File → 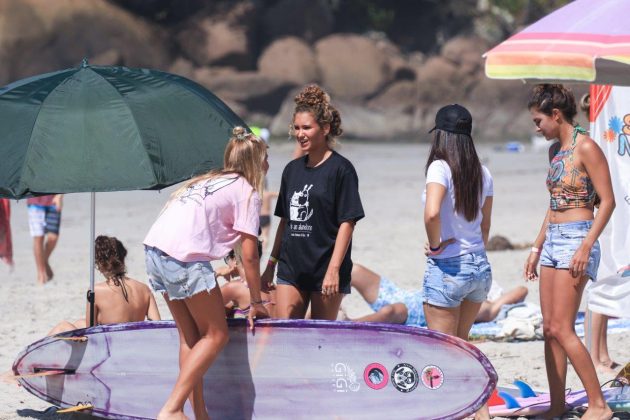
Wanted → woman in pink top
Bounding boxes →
[144,127,270,420]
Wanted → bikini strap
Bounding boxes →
[571,124,587,147]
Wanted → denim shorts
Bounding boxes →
[144,246,217,300]
[422,251,492,308]
[540,220,600,281]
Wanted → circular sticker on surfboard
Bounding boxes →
[364,363,388,390]
[391,363,419,393]
[421,365,444,390]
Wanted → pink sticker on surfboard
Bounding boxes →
[364,363,388,390]
[421,365,444,390]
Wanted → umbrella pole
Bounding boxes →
[88,192,95,327]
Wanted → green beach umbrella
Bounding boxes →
[0,59,247,324]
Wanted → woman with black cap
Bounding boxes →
[422,105,494,418]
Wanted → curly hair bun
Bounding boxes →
[292,84,343,140]
[232,126,247,137]
[528,83,576,122]
[294,85,330,108]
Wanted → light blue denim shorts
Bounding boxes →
[144,246,217,300]
[540,220,600,281]
[422,251,492,308]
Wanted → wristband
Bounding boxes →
[269,256,278,264]
[531,246,541,254]
[251,299,263,305]
[429,245,441,252]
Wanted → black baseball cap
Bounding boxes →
[429,104,472,136]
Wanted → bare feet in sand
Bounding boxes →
[580,405,614,420]
[37,272,49,285]
[156,410,189,420]
[45,263,54,281]
[595,359,621,374]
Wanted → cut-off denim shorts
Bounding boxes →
[422,251,492,308]
[540,220,600,281]
[144,246,217,300]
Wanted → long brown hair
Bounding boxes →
[171,126,267,200]
[425,130,484,222]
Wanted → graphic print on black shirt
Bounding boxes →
[274,152,364,290]
[290,184,314,224]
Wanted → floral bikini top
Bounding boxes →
[546,125,598,210]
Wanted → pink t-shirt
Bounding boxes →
[144,176,261,262]
[27,195,55,207]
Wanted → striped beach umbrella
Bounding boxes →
[483,0,630,86]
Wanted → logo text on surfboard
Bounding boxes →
[331,362,360,393]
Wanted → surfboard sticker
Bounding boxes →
[14,319,498,419]
[391,363,419,393]
[421,365,444,390]
[364,363,388,390]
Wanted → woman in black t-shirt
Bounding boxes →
[262,85,364,320]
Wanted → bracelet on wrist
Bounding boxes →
[531,246,541,254]
[268,256,278,265]
[429,245,441,252]
[251,299,263,305]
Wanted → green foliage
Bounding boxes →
[366,2,395,32]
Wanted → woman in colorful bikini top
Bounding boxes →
[546,125,598,210]
[523,84,616,420]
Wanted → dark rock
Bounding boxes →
[175,1,257,69]
[257,37,319,86]
[269,90,415,140]
[261,0,333,43]
[194,69,293,114]
[367,81,418,113]
[416,56,459,103]
[0,0,171,85]
[315,34,392,99]
[487,235,514,251]
[168,57,195,79]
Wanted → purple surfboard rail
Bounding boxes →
[13,319,497,419]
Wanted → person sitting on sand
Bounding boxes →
[343,263,528,327]
[48,235,160,335]
[216,250,276,318]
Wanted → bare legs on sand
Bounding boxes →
[585,311,619,374]
[33,232,58,284]
[539,266,612,420]
[157,287,229,420]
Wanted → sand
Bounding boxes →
[1,141,628,419]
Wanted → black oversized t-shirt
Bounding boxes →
[274,151,364,289]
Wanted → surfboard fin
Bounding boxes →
[513,379,537,398]
[498,391,521,409]
[56,403,93,413]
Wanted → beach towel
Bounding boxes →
[0,198,13,267]
[470,306,630,341]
